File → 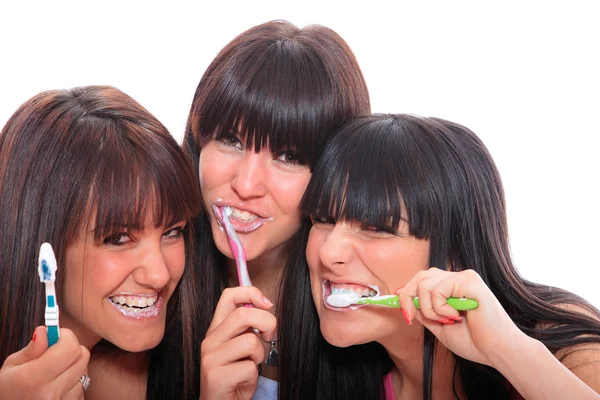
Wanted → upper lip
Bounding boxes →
[109,292,160,298]
[213,202,270,220]
[323,279,380,293]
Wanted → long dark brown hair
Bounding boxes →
[183,20,389,399]
[302,114,600,399]
[0,86,201,399]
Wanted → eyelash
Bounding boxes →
[216,132,304,166]
[275,150,301,166]
[102,226,186,247]
[217,133,243,150]
[311,216,336,225]
[311,217,399,236]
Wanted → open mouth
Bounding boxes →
[108,293,161,318]
[212,205,271,233]
[322,280,380,312]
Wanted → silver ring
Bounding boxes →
[79,374,91,391]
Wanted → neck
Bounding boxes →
[379,324,458,398]
[226,247,287,303]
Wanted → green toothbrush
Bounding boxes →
[327,293,478,311]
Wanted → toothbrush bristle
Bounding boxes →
[38,242,57,282]
[41,260,51,281]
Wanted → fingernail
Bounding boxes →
[438,318,455,325]
[394,285,405,294]
[401,309,412,325]
[263,296,273,307]
[448,316,463,322]
[32,332,37,343]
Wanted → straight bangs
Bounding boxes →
[188,21,370,169]
[303,115,452,244]
[194,43,332,167]
[83,119,201,239]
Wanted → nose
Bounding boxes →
[132,243,171,290]
[231,151,267,199]
[318,224,354,272]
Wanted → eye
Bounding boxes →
[103,232,131,246]
[361,225,400,238]
[162,224,187,241]
[311,216,336,225]
[216,131,244,151]
[274,150,301,166]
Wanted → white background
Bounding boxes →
[1,1,598,307]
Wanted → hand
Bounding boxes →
[0,326,90,400]
[200,286,277,400]
[398,268,526,366]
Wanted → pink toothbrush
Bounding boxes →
[220,206,252,287]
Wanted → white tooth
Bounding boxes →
[117,296,126,305]
[148,298,155,306]
[232,208,257,222]
[125,297,135,307]
[362,289,369,296]
[332,287,338,294]
[369,289,376,296]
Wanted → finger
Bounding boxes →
[203,360,259,398]
[203,332,265,369]
[23,329,83,381]
[208,287,273,334]
[398,268,446,322]
[415,273,452,322]
[3,326,48,367]
[51,346,90,396]
[61,374,86,400]
[430,278,464,321]
[202,306,276,352]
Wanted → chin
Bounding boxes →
[113,333,164,352]
[320,321,367,348]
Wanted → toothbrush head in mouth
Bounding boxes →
[212,204,271,233]
[323,280,380,311]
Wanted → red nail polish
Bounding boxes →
[394,285,405,294]
[438,318,455,325]
[448,316,463,322]
[32,332,37,343]
[401,309,412,325]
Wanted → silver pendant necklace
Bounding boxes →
[265,339,279,366]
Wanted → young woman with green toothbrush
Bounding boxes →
[303,114,600,399]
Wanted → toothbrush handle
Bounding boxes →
[47,325,60,346]
[413,297,479,311]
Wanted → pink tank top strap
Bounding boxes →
[383,372,396,400]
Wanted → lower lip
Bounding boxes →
[109,296,163,319]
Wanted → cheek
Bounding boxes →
[198,150,231,192]
[271,171,311,212]
[165,242,186,283]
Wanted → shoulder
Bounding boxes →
[85,346,149,400]
[547,303,600,392]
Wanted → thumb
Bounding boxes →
[9,326,49,366]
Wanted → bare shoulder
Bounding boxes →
[550,303,600,392]
[85,346,149,400]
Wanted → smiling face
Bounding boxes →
[306,217,430,347]
[199,132,311,264]
[59,218,187,351]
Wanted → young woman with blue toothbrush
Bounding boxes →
[0,85,201,399]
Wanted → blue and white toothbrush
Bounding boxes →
[38,243,60,346]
